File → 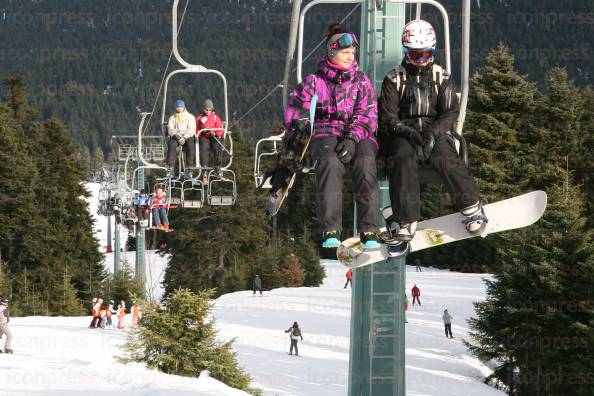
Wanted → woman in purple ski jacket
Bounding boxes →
[284,23,380,249]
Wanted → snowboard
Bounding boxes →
[264,94,318,217]
[337,190,547,268]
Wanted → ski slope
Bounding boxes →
[213,261,504,396]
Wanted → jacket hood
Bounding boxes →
[317,57,360,83]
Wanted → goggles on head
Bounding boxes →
[329,32,359,50]
[404,46,435,63]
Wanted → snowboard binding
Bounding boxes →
[377,206,413,258]
[461,200,488,235]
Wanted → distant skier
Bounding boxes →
[283,23,380,249]
[378,19,487,241]
[442,309,454,338]
[131,301,141,326]
[89,298,103,328]
[253,275,263,296]
[344,268,353,288]
[285,321,303,356]
[412,284,421,305]
[415,258,422,272]
[166,99,196,178]
[0,297,13,353]
[116,300,126,329]
[104,300,116,329]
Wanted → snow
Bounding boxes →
[0,183,504,395]
[212,261,504,396]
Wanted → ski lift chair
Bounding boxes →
[196,127,237,206]
[254,134,284,188]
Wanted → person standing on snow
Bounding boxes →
[89,298,103,328]
[412,284,421,305]
[284,321,303,356]
[442,309,454,338]
[196,99,225,184]
[166,99,196,178]
[253,275,263,296]
[0,297,13,354]
[344,268,353,288]
[377,19,487,241]
[131,301,141,326]
[282,23,380,249]
[117,300,126,329]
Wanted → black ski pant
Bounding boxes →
[289,339,299,355]
[344,278,352,288]
[166,137,196,168]
[445,323,453,338]
[253,287,262,295]
[310,136,380,234]
[89,316,100,328]
[199,137,222,169]
[412,295,421,305]
[384,135,480,223]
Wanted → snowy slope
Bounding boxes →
[213,261,504,396]
[0,316,250,396]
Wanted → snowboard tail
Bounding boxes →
[337,191,547,268]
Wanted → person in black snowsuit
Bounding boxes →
[285,321,303,356]
[378,19,487,240]
[253,275,263,296]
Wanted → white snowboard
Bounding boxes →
[337,190,547,268]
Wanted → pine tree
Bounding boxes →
[281,254,304,287]
[422,44,538,272]
[93,146,105,179]
[466,180,594,395]
[101,261,145,306]
[120,288,261,395]
[294,238,325,287]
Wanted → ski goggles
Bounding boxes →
[328,32,359,50]
[403,47,435,63]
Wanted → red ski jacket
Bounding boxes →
[196,112,223,138]
[412,286,420,296]
[346,268,353,280]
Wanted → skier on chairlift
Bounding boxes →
[166,99,196,178]
[378,19,487,242]
[283,23,381,249]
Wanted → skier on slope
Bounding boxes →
[442,309,454,338]
[377,20,487,241]
[412,284,421,305]
[283,23,381,249]
[284,321,303,356]
[0,297,13,353]
[252,275,263,296]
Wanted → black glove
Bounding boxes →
[290,119,309,136]
[335,136,357,164]
[393,123,423,146]
[417,130,436,162]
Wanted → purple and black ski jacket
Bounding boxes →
[284,57,377,144]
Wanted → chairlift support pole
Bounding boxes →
[106,214,113,253]
[114,222,121,274]
[135,166,146,285]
